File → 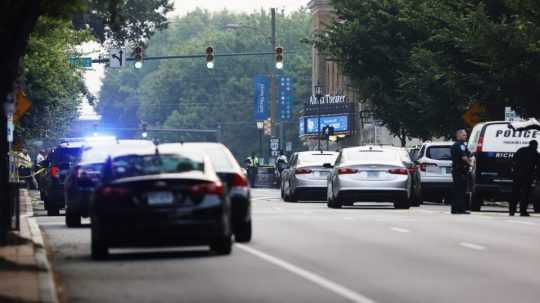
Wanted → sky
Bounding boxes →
[81,0,309,119]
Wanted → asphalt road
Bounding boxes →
[35,189,540,303]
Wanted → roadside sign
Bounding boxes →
[68,57,92,68]
[14,90,31,123]
[269,138,280,152]
[109,48,126,68]
[285,141,292,152]
[504,106,521,122]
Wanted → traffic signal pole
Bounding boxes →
[270,8,278,159]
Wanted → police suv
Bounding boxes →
[467,121,540,212]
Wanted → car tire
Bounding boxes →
[91,216,108,260]
[210,235,233,255]
[65,209,81,228]
[327,193,342,209]
[289,190,299,202]
[469,193,482,211]
[394,199,410,209]
[234,220,252,243]
[533,200,540,213]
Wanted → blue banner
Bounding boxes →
[299,118,305,136]
[278,76,293,121]
[305,115,349,134]
[253,75,270,120]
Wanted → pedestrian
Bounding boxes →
[450,129,472,214]
[510,140,539,216]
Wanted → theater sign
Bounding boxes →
[299,95,355,138]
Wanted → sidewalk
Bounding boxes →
[0,189,58,303]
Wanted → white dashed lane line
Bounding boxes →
[459,242,486,251]
[237,244,378,303]
[390,227,410,233]
[506,220,538,226]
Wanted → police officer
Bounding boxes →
[450,129,472,214]
[510,140,539,216]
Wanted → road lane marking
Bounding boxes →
[237,244,378,303]
[38,222,65,226]
[390,227,409,233]
[506,220,538,226]
[416,209,436,214]
[344,217,354,221]
[459,242,486,251]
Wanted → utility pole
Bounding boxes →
[270,8,278,159]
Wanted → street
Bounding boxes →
[35,189,540,303]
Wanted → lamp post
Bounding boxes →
[314,83,323,151]
[256,121,264,158]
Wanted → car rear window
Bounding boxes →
[344,150,399,162]
[50,147,82,164]
[298,153,338,165]
[112,154,204,179]
[426,146,452,160]
[200,147,237,172]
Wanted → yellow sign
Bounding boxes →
[463,103,486,127]
[14,90,32,123]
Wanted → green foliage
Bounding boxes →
[316,0,540,139]
[16,17,92,144]
[99,9,312,159]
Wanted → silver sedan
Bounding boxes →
[326,146,411,209]
[281,151,338,202]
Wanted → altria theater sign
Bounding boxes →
[304,95,353,116]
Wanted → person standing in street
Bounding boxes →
[510,140,539,216]
[450,129,472,214]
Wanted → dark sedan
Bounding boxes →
[90,145,232,259]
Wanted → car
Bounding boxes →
[180,142,252,243]
[40,140,85,216]
[64,139,154,227]
[281,151,339,202]
[389,146,422,207]
[415,142,454,203]
[90,143,232,259]
[467,121,540,212]
[326,145,412,209]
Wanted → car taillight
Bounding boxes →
[50,166,60,178]
[295,168,312,174]
[191,182,225,197]
[407,166,417,174]
[100,186,130,197]
[419,163,437,172]
[476,136,484,153]
[337,167,358,175]
[388,168,408,175]
[232,173,249,187]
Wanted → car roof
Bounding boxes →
[422,141,454,147]
[297,151,338,156]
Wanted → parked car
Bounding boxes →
[281,151,339,202]
[415,142,454,203]
[64,140,154,227]
[467,121,540,212]
[40,141,85,216]
[181,142,252,242]
[326,145,412,209]
[90,144,232,259]
[389,146,422,206]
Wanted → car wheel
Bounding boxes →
[65,209,81,228]
[394,199,410,209]
[289,189,299,202]
[210,234,233,255]
[327,193,342,209]
[468,192,482,211]
[234,220,252,243]
[91,216,108,260]
[533,200,540,213]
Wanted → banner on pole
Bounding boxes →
[253,75,270,120]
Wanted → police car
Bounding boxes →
[467,121,540,212]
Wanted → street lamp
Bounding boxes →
[256,121,264,158]
[314,83,323,151]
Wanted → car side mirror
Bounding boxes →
[323,163,333,169]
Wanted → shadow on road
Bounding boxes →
[95,248,216,262]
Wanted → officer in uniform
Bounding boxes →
[511,140,538,216]
[450,129,472,214]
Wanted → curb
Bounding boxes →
[21,190,60,303]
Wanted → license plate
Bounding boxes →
[367,171,379,178]
[426,166,442,174]
[147,191,174,205]
[314,171,328,177]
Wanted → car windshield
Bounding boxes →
[344,149,399,163]
[427,146,452,160]
[298,153,338,165]
[112,154,204,179]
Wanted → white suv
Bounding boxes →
[415,142,454,203]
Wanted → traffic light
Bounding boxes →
[141,122,148,138]
[134,46,144,69]
[275,46,284,69]
[206,46,214,69]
